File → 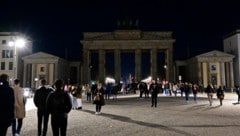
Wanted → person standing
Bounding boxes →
[11,79,26,136]
[184,82,190,103]
[172,83,178,97]
[193,84,199,103]
[93,83,105,114]
[149,80,159,107]
[75,84,83,109]
[0,74,15,136]
[46,79,72,136]
[85,84,91,102]
[34,79,53,136]
[217,85,225,106]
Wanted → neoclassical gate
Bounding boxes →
[81,30,175,84]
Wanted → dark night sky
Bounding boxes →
[1,0,240,60]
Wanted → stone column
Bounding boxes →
[46,64,49,83]
[135,49,141,82]
[197,62,202,85]
[83,49,90,83]
[54,62,58,80]
[220,62,226,86]
[32,64,37,89]
[151,49,157,80]
[166,47,174,82]
[99,49,105,83]
[230,61,234,88]
[114,49,121,83]
[23,62,27,87]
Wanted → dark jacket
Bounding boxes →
[46,89,72,117]
[93,87,105,105]
[34,86,53,112]
[0,80,15,126]
[217,87,224,99]
[150,83,159,94]
[205,84,215,93]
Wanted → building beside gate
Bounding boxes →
[22,52,81,89]
[175,50,235,88]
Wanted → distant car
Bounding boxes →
[23,88,34,98]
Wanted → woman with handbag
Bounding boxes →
[93,83,105,115]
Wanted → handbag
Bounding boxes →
[94,95,100,101]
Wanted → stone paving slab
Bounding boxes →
[6,93,240,136]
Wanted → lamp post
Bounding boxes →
[8,38,26,79]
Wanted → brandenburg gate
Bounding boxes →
[81,30,175,84]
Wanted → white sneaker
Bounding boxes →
[95,112,98,115]
[15,133,19,136]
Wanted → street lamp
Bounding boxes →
[34,77,39,90]
[8,38,26,79]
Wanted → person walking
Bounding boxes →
[34,79,53,136]
[11,79,26,136]
[149,80,159,107]
[235,85,240,104]
[205,83,215,106]
[46,79,72,136]
[93,83,105,115]
[217,85,225,106]
[0,74,15,136]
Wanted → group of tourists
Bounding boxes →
[0,73,72,136]
[2,72,240,136]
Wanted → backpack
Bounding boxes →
[47,91,72,116]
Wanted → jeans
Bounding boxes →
[151,93,158,107]
[185,91,189,101]
[193,94,197,101]
[12,118,23,135]
[51,115,67,136]
[37,110,50,136]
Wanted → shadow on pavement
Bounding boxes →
[232,102,240,105]
[82,109,196,136]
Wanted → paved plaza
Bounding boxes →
[6,92,240,136]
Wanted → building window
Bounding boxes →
[40,67,45,72]
[2,50,13,58]
[9,62,13,70]
[2,40,6,44]
[1,62,5,70]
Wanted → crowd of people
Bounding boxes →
[2,72,240,136]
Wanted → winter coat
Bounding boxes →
[93,87,105,106]
[34,86,53,112]
[0,80,15,126]
[13,86,26,119]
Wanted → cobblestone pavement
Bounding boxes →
[6,92,240,136]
